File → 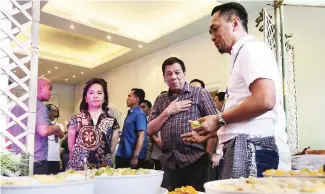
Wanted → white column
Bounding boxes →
[0,0,12,152]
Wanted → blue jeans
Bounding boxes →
[256,149,279,177]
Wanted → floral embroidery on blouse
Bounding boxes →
[67,111,119,170]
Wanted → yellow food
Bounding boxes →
[214,177,325,193]
[94,167,151,176]
[168,186,197,194]
[264,168,325,177]
[32,175,63,184]
[191,121,201,128]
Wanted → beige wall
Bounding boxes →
[284,6,325,150]
[75,7,325,150]
[51,83,75,128]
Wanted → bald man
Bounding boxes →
[8,77,64,174]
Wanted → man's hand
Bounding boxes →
[130,157,138,168]
[181,115,220,143]
[154,138,163,149]
[192,115,220,135]
[211,154,222,168]
[182,131,217,143]
[164,98,192,116]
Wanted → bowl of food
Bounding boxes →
[263,168,325,178]
[204,177,325,194]
[0,174,94,194]
[94,167,164,194]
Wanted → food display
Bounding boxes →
[0,171,86,186]
[263,168,325,178]
[204,177,325,194]
[1,167,163,194]
[94,167,164,194]
[1,174,94,194]
[168,186,198,194]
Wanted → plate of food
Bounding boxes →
[263,168,325,178]
[204,177,325,194]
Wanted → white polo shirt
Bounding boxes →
[47,120,63,161]
[217,35,291,170]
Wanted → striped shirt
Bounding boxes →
[148,82,216,169]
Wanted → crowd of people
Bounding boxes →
[6,2,291,192]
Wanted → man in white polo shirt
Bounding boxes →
[182,2,291,179]
[46,104,64,174]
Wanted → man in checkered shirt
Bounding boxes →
[148,57,217,192]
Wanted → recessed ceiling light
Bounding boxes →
[138,44,143,48]
[65,78,68,81]
[81,72,84,74]
[70,24,74,29]
[72,75,76,78]
[48,70,51,74]
[55,66,58,70]
[106,35,112,40]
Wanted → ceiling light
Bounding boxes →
[65,78,68,81]
[81,72,84,74]
[70,24,74,29]
[48,70,51,74]
[41,75,44,77]
[72,75,76,78]
[138,44,143,48]
[106,35,112,40]
[55,66,58,70]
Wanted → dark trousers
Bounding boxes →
[34,160,48,175]
[48,161,60,175]
[115,156,145,169]
[61,154,69,172]
[142,160,154,169]
[153,159,162,170]
[216,159,224,180]
[161,154,209,192]
[256,149,279,177]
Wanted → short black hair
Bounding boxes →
[211,2,248,32]
[80,78,109,112]
[216,92,226,101]
[131,88,145,105]
[46,104,60,117]
[160,91,167,95]
[142,99,152,109]
[162,57,186,75]
[190,79,205,88]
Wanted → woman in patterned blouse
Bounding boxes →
[67,78,119,170]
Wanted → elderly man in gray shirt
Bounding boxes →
[8,77,63,174]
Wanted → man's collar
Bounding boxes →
[167,82,191,96]
[231,35,255,56]
[128,106,140,113]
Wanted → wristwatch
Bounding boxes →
[218,113,227,127]
[133,154,139,158]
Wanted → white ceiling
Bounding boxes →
[12,0,271,84]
